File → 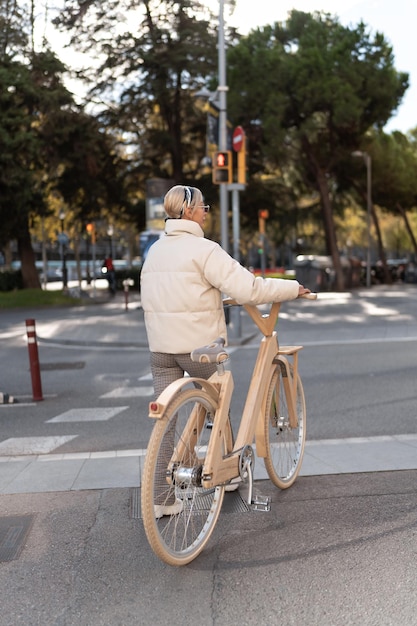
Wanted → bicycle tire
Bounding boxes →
[263,364,306,489]
[141,387,232,566]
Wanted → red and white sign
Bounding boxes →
[232,126,245,152]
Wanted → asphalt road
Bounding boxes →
[1,286,416,453]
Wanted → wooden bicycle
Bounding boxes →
[141,293,317,565]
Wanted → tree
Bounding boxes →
[54,0,223,188]
[366,131,417,259]
[0,1,130,288]
[0,50,75,287]
[227,11,408,289]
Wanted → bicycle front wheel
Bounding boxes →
[141,388,231,566]
[263,365,306,489]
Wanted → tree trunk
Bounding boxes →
[397,203,417,256]
[371,203,391,284]
[17,226,41,289]
[315,168,345,291]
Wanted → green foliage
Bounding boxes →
[0,288,83,308]
[227,10,409,288]
[55,0,219,183]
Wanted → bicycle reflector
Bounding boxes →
[212,150,233,184]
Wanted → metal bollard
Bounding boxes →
[25,319,43,401]
[123,278,134,311]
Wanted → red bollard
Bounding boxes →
[25,319,43,401]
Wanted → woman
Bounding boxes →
[141,184,309,395]
[141,184,310,514]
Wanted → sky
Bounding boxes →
[221,0,417,133]
[46,0,417,134]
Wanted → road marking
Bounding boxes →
[100,387,153,398]
[0,448,147,462]
[46,406,128,423]
[0,436,77,456]
[138,372,153,381]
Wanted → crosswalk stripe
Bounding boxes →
[100,387,153,398]
[46,406,129,423]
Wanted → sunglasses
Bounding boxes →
[200,205,210,213]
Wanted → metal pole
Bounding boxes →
[229,189,242,338]
[41,216,48,290]
[60,214,68,289]
[218,0,229,252]
[92,238,96,298]
[365,154,372,289]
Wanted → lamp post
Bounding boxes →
[58,210,68,289]
[352,151,372,288]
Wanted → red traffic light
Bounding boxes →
[216,152,229,167]
[212,150,232,184]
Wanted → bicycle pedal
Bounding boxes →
[251,495,271,512]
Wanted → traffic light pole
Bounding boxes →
[218,0,242,338]
[218,0,229,253]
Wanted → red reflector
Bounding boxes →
[150,402,159,412]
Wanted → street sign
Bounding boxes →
[232,126,245,152]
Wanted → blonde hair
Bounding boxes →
[164,185,203,219]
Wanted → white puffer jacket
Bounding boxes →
[140,219,300,353]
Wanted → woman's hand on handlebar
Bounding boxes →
[298,285,311,296]
[297,285,318,299]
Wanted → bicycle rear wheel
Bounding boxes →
[141,388,232,566]
[263,365,306,489]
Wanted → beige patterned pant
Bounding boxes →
[149,352,217,506]
[150,352,217,398]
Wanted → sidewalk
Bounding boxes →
[1,434,417,494]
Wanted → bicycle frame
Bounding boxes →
[148,300,305,488]
[194,301,302,488]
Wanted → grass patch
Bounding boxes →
[0,289,84,310]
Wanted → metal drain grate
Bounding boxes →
[130,487,141,519]
[129,488,250,519]
[0,515,34,562]
[40,362,85,370]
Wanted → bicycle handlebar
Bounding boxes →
[223,292,317,336]
[223,292,318,307]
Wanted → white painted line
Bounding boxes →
[100,387,153,398]
[46,406,129,423]
[0,403,37,408]
[0,436,77,456]
[138,372,153,381]
[306,434,417,446]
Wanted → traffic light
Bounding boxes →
[86,222,96,244]
[237,135,247,184]
[258,210,269,234]
[212,150,233,184]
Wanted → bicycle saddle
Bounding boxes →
[191,337,229,363]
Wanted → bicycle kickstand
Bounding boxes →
[239,446,271,512]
